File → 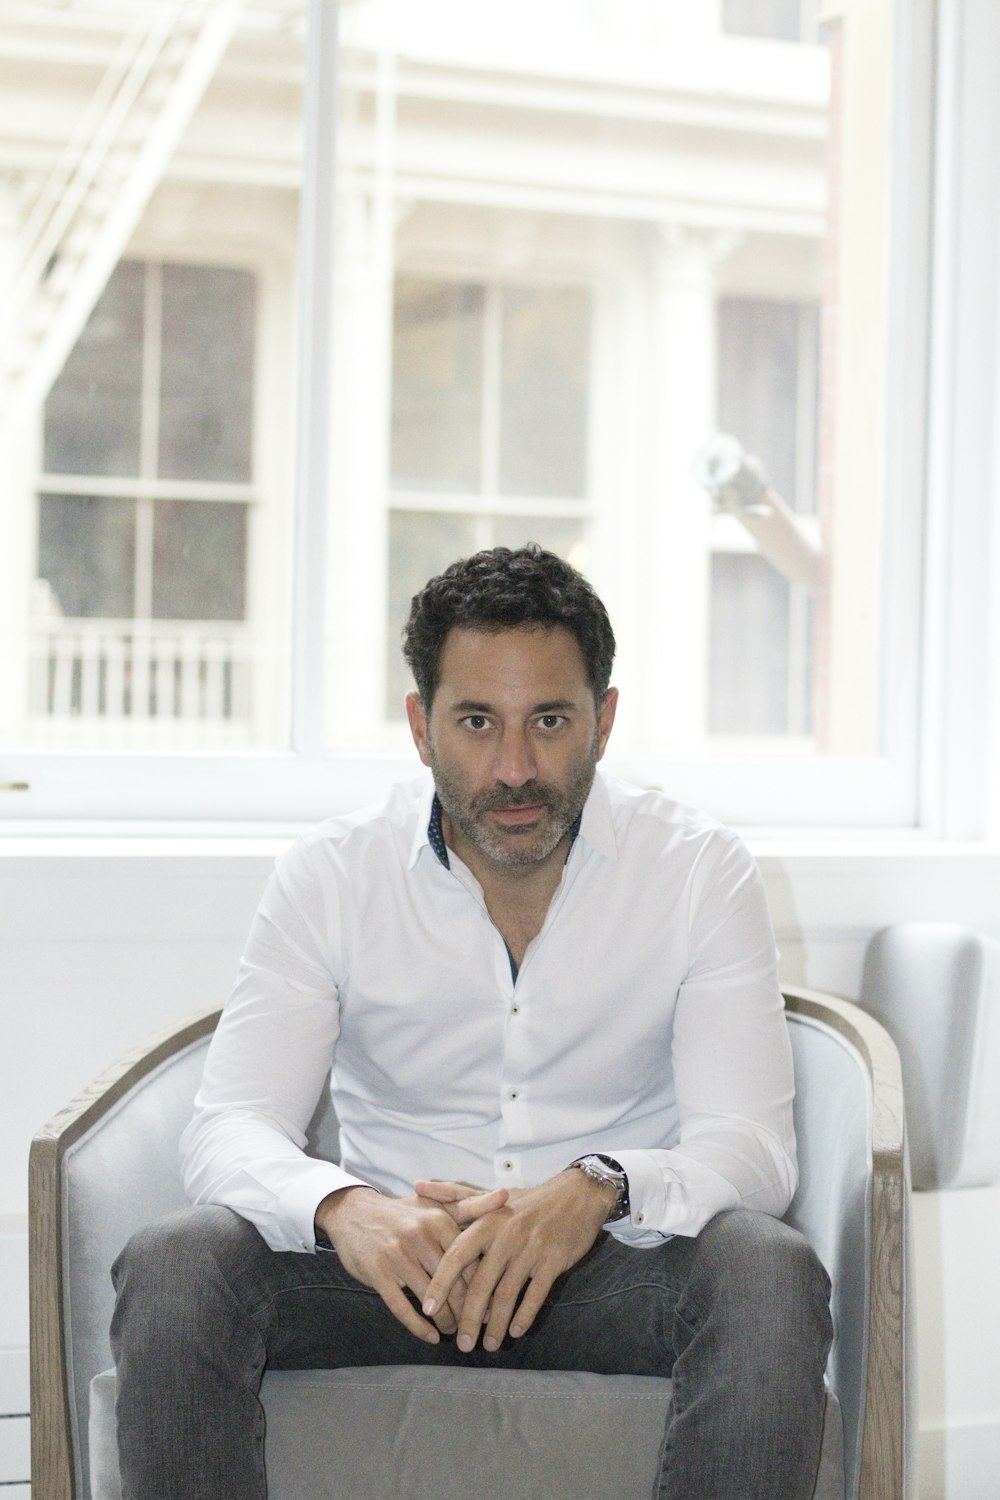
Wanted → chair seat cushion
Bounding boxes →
[89,1364,845,1499]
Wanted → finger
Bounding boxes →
[480,1261,537,1351]
[452,1187,509,1224]
[413,1179,470,1203]
[501,1266,556,1343]
[421,1222,492,1324]
[414,1182,509,1225]
[378,1278,441,1344]
[416,1182,512,1218]
[404,1240,461,1335]
[433,1303,459,1336]
[451,1246,511,1352]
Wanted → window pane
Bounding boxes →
[717,298,817,513]
[386,511,588,719]
[37,494,136,619]
[722,0,819,42]
[152,501,248,621]
[386,510,480,714]
[158,266,255,483]
[43,262,143,477]
[709,553,814,736]
[499,287,590,498]
[391,281,484,492]
[492,516,585,565]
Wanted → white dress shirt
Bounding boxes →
[181,770,797,1254]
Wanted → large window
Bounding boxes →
[2,0,985,832]
[34,263,257,742]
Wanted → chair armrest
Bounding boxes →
[783,987,909,1500]
[29,1007,221,1500]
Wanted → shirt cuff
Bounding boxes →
[277,1160,376,1253]
[611,1148,741,1239]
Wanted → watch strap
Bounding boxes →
[569,1153,631,1222]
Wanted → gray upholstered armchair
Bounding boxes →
[30,988,911,1500]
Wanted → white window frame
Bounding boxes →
[1,0,996,838]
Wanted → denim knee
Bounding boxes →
[678,1209,833,1378]
[111,1205,263,1362]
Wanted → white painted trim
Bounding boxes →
[919,0,1000,840]
[290,0,339,755]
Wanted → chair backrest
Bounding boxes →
[33,994,903,1500]
[861,922,1000,1189]
[784,1011,874,1500]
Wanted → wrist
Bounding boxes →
[565,1167,619,1220]
[314,1184,380,1245]
[566,1154,631,1223]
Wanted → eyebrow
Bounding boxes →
[449,698,579,714]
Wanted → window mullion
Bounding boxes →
[135,261,162,621]
[481,283,503,506]
[290,0,340,754]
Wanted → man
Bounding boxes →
[112,545,832,1499]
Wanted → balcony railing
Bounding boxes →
[28,617,262,747]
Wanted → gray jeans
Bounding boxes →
[111,1204,832,1500]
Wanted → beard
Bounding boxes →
[426,733,600,869]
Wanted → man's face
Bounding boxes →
[406,625,617,873]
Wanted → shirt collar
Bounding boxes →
[576,768,619,861]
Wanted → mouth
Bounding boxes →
[490,804,546,826]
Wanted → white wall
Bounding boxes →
[1,836,998,1495]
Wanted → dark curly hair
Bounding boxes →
[402,544,616,710]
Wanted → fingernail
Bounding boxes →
[483,1335,498,1352]
[457,1333,474,1353]
[422,1298,438,1316]
[509,1323,523,1338]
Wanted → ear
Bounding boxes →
[406,691,432,767]
[595,687,618,761]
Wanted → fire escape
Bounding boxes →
[2,1,265,743]
[2,0,247,433]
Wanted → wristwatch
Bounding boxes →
[569,1153,631,1222]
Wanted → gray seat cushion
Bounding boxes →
[89,1364,845,1500]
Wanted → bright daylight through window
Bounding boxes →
[0,0,927,825]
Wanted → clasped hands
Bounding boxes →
[315,1169,617,1353]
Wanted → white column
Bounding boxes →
[637,225,738,751]
[325,45,400,748]
[325,187,404,746]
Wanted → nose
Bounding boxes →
[493,726,537,788]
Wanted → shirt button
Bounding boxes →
[634,1212,645,1225]
[511,1003,521,1015]
[501,1159,514,1172]
[508,1089,520,1100]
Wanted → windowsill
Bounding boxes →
[0,823,996,862]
